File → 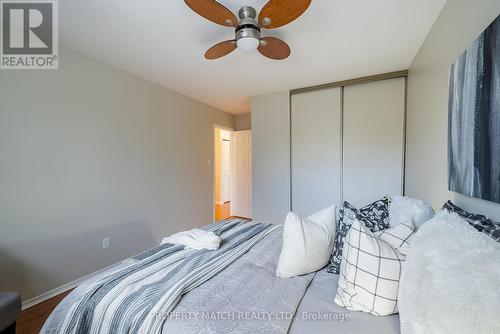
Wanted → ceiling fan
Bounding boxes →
[185,0,311,60]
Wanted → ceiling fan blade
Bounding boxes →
[258,0,311,29]
[258,37,291,60]
[205,40,237,60]
[185,0,238,27]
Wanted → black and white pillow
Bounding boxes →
[327,197,391,274]
[334,219,416,316]
[442,201,500,242]
[375,220,415,255]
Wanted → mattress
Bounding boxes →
[42,224,401,334]
[289,269,400,334]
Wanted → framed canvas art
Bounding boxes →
[448,15,500,203]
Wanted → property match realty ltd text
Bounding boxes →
[1,0,58,69]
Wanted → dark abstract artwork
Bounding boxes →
[449,15,500,203]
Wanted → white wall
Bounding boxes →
[0,48,233,300]
[234,114,251,131]
[251,92,290,224]
[406,0,500,220]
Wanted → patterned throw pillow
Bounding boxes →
[327,197,391,274]
[375,220,415,256]
[334,219,415,316]
[442,201,500,242]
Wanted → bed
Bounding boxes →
[41,220,400,334]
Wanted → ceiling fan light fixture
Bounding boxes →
[235,24,260,52]
[237,36,260,51]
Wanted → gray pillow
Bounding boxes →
[442,200,500,242]
[327,197,391,274]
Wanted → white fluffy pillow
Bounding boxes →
[276,206,335,278]
[399,211,500,333]
[389,196,434,228]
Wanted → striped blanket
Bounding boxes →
[57,220,278,334]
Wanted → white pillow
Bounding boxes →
[399,211,500,334]
[389,196,434,228]
[334,219,415,316]
[375,220,416,256]
[276,206,335,278]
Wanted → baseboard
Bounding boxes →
[21,262,122,310]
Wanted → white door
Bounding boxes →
[291,87,342,216]
[221,133,231,203]
[231,130,252,218]
[343,77,405,207]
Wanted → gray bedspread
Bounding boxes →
[42,224,401,334]
[42,225,314,334]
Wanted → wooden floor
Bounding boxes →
[215,202,231,221]
[215,202,251,222]
[17,290,72,334]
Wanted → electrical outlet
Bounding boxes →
[102,237,111,250]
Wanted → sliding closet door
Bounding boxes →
[291,88,342,216]
[343,77,405,207]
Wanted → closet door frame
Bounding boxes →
[289,70,408,210]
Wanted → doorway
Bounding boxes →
[214,127,232,221]
[213,126,252,222]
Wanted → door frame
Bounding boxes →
[212,124,233,222]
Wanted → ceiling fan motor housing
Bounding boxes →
[236,6,260,43]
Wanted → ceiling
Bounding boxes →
[60,0,446,114]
